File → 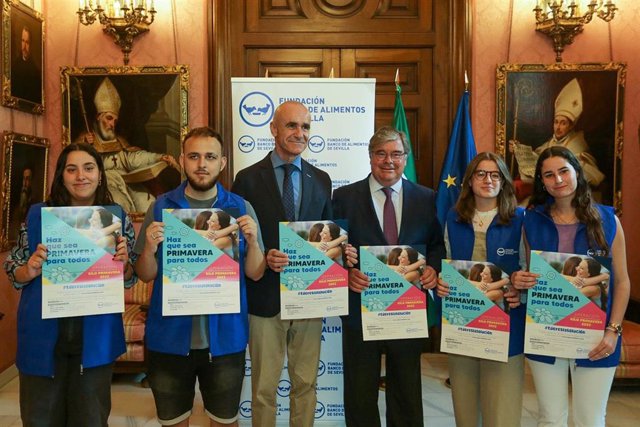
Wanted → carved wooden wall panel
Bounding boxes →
[246,49,339,78]
[210,0,471,187]
[246,0,432,34]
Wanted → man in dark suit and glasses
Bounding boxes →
[232,101,332,427]
[332,126,446,427]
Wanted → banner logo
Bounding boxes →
[239,92,274,127]
[239,400,252,418]
[238,135,256,153]
[308,135,325,153]
[244,358,252,376]
[277,379,292,397]
[317,360,326,377]
[315,401,326,419]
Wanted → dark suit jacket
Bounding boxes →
[232,152,333,317]
[332,176,446,328]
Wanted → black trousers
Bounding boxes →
[341,320,424,427]
[19,353,113,427]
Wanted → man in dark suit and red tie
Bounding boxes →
[332,126,446,427]
[231,101,333,427]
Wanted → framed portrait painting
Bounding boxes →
[496,63,625,214]
[1,0,45,114]
[61,65,189,220]
[0,131,49,250]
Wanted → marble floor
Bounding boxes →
[0,354,638,426]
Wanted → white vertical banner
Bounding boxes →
[239,317,345,425]
[231,77,376,188]
[232,78,375,424]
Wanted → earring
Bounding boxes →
[542,185,546,192]
[98,179,102,186]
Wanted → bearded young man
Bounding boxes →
[134,127,266,427]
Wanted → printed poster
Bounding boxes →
[162,209,240,316]
[440,260,511,362]
[279,221,348,319]
[359,245,428,341]
[41,206,124,318]
[525,251,609,359]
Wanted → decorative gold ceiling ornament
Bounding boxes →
[77,0,157,65]
[533,0,616,62]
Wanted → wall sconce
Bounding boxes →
[534,0,617,62]
[77,0,156,65]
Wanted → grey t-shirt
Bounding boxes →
[134,194,264,350]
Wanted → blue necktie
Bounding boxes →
[282,164,296,221]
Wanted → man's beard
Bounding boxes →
[97,122,116,141]
[186,171,218,192]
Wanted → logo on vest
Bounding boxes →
[496,247,517,256]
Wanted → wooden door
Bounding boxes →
[209,0,471,188]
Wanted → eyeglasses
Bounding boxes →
[372,151,407,161]
[473,170,502,182]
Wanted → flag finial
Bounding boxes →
[265,69,269,78]
[464,71,469,91]
[329,68,334,78]
[395,68,400,86]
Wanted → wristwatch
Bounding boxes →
[606,322,623,336]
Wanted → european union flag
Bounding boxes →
[435,90,477,226]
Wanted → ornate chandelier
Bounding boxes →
[533,0,617,62]
[77,0,157,65]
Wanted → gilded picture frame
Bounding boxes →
[1,0,45,114]
[1,131,49,250]
[61,65,189,221]
[496,63,625,214]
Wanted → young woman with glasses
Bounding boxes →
[436,151,527,427]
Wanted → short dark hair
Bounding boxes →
[181,126,224,154]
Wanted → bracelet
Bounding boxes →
[606,322,623,336]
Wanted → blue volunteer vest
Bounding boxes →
[18,203,126,377]
[524,203,619,367]
[145,181,249,356]
[446,207,526,357]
